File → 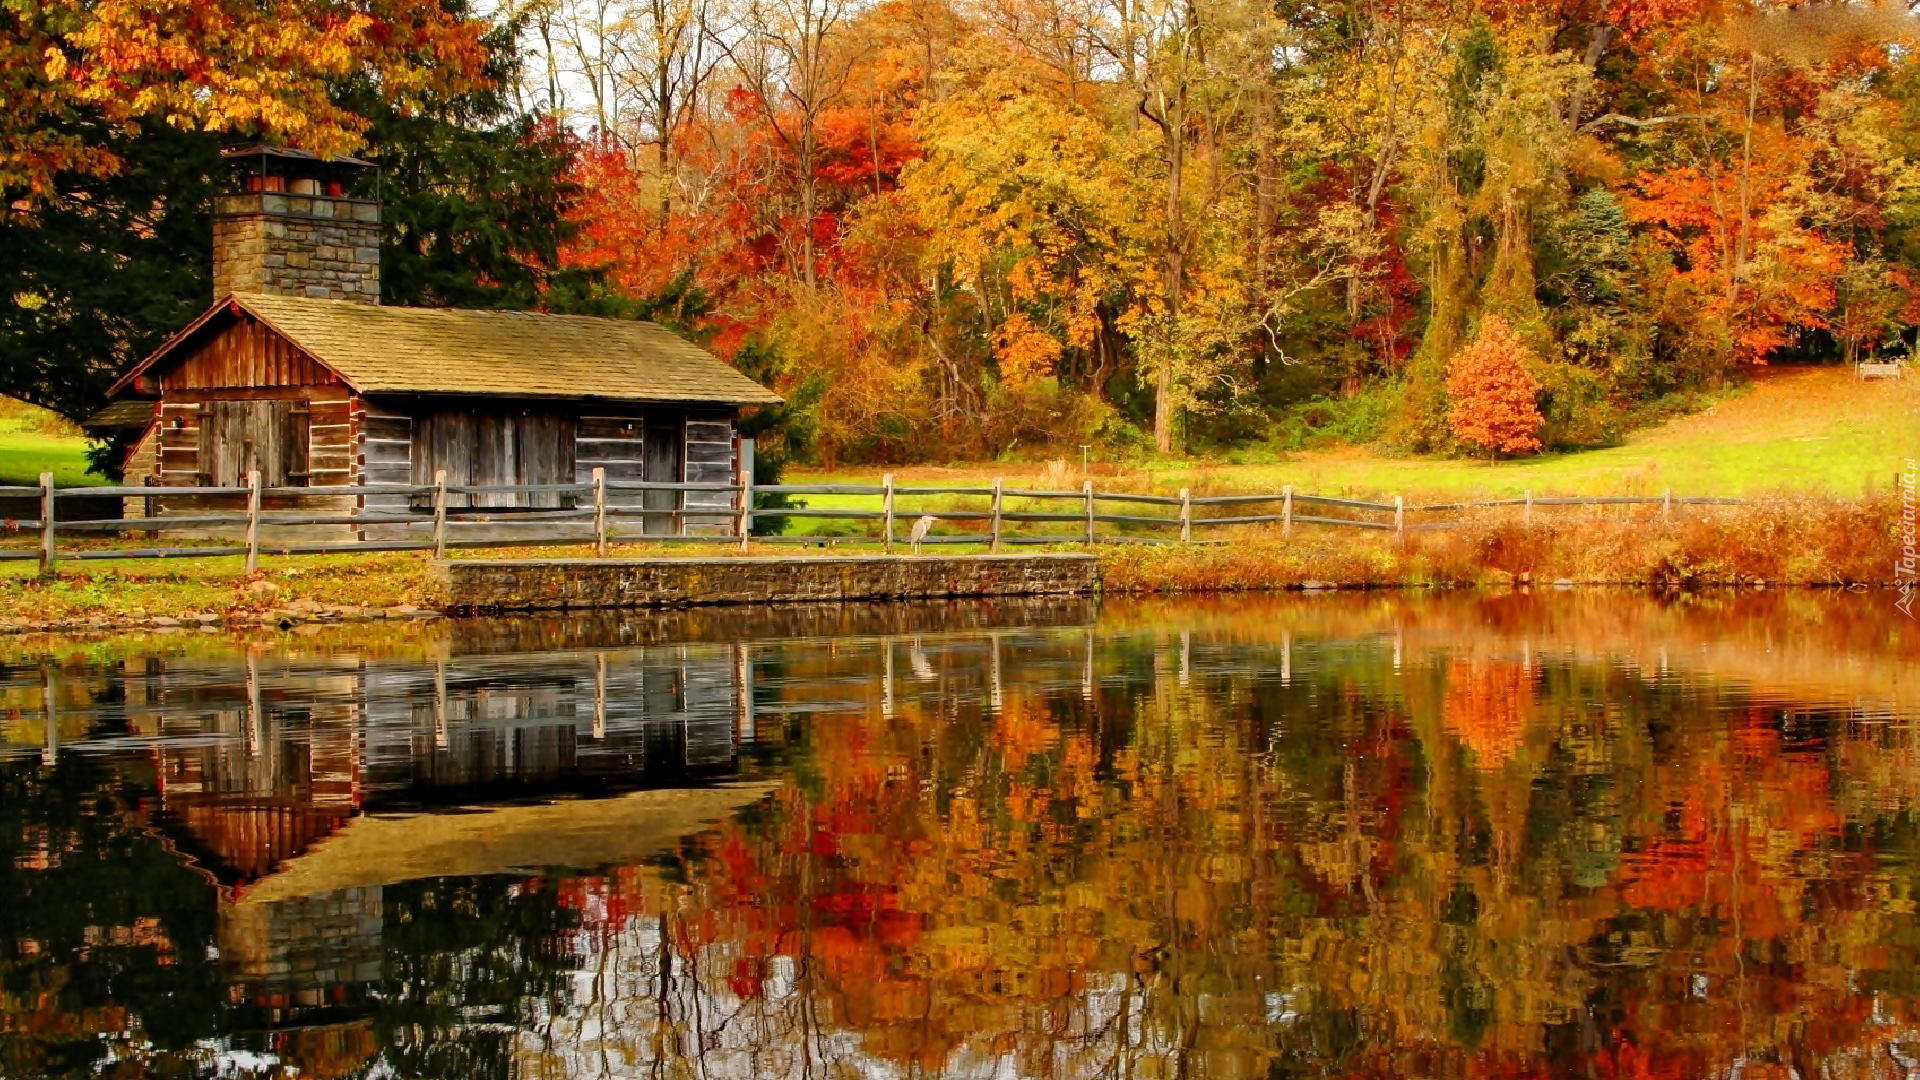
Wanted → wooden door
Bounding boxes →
[200,401,305,486]
[642,414,681,535]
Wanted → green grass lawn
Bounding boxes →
[780,366,1918,531]
[0,399,96,488]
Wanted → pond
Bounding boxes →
[2,591,1917,1079]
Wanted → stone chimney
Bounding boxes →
[213,146,381,304]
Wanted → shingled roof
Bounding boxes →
[114,294,781,405]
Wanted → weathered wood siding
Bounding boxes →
[575,411,689,534]
[683,414,737,534]
[411,408,577,508]
[356,400,412,515]
[159,317,342,391]
[132,317,357,532]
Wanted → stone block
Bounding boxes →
[442,554,1099,610]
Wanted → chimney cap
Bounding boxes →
[221,144,375,168]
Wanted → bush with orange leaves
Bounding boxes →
[1446,316,1544,460]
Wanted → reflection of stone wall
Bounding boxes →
[442,554,1100,611]
[220,886,384,1003]
[450,596,1097,651]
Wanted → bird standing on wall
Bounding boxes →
[909,514,936,554]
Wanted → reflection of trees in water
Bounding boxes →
[378,877,584,1080]
[0,756,227,1078]
[534,640,1920,1079]
[8,624,1920,1079]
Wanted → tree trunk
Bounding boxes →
[1730,52,1758,306]
[1563,23,1613,131]
[800,119,819,289]
[657,36,674,224]
[1154,80,1187,456]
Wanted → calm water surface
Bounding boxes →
[3,592,1918,1079]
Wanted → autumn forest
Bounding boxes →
[5,0,1920,464]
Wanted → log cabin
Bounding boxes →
[99,147,779,537]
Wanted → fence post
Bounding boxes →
[1394,495,1404,545]
[244,470,261,575]
[38,472,55,578]
[1083,480,1095,548]
[882,473,896,553]
[1179,487,1192,543]
[1282,484,1293,540]
[592,467,608,557]
[990,478,1003,553]
[1662,487,1672,522]
[1524,489,1533,527]
[737,439,755,552]
[432,470,448,559]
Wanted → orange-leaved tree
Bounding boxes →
[1445,315,1543,460]
[4,0,488,195]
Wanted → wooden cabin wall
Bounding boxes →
[575,409,738,535]
[684,414,738,534]
[144,318,355,529]
[355,401,412,516]
[577,410,679,534]
[408,407,577,509]
[159,318,341,392]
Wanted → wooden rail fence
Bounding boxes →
[2,467,1742,577]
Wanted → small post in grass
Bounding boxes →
[592,467,608,557]
[989,478,1004,553]
[37,472,55,579]
[1282,484,1293,540]
[1662,487,1672,523]
[1083,480,1096,548]
[1394,495,1405,545]
[1179,487,1192,543]
[244,470,262,575]
[1524,489,1533,527]
[882,473,896,553]
[432,470,448,559]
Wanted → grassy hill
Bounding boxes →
[793,365,1919,501]
[0,399,94,488]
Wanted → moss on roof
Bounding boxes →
[120,294,781,406]
[243,295,781,405]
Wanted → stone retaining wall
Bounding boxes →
[440,554,1100,611]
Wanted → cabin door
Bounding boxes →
[642,416,682,535]
[200,400,309,487]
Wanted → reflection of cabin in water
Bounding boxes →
[93,147,778,535]
[145,643,749,888]
[81,643,755,1026]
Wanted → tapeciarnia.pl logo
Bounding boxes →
[1900,458,1916,619]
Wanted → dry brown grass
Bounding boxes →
[1099,494,1902,591]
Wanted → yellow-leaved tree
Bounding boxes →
[4,0,488,194]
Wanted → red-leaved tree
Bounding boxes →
[1446,315,1544,460]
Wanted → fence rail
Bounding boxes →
[3,463,1744,576]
